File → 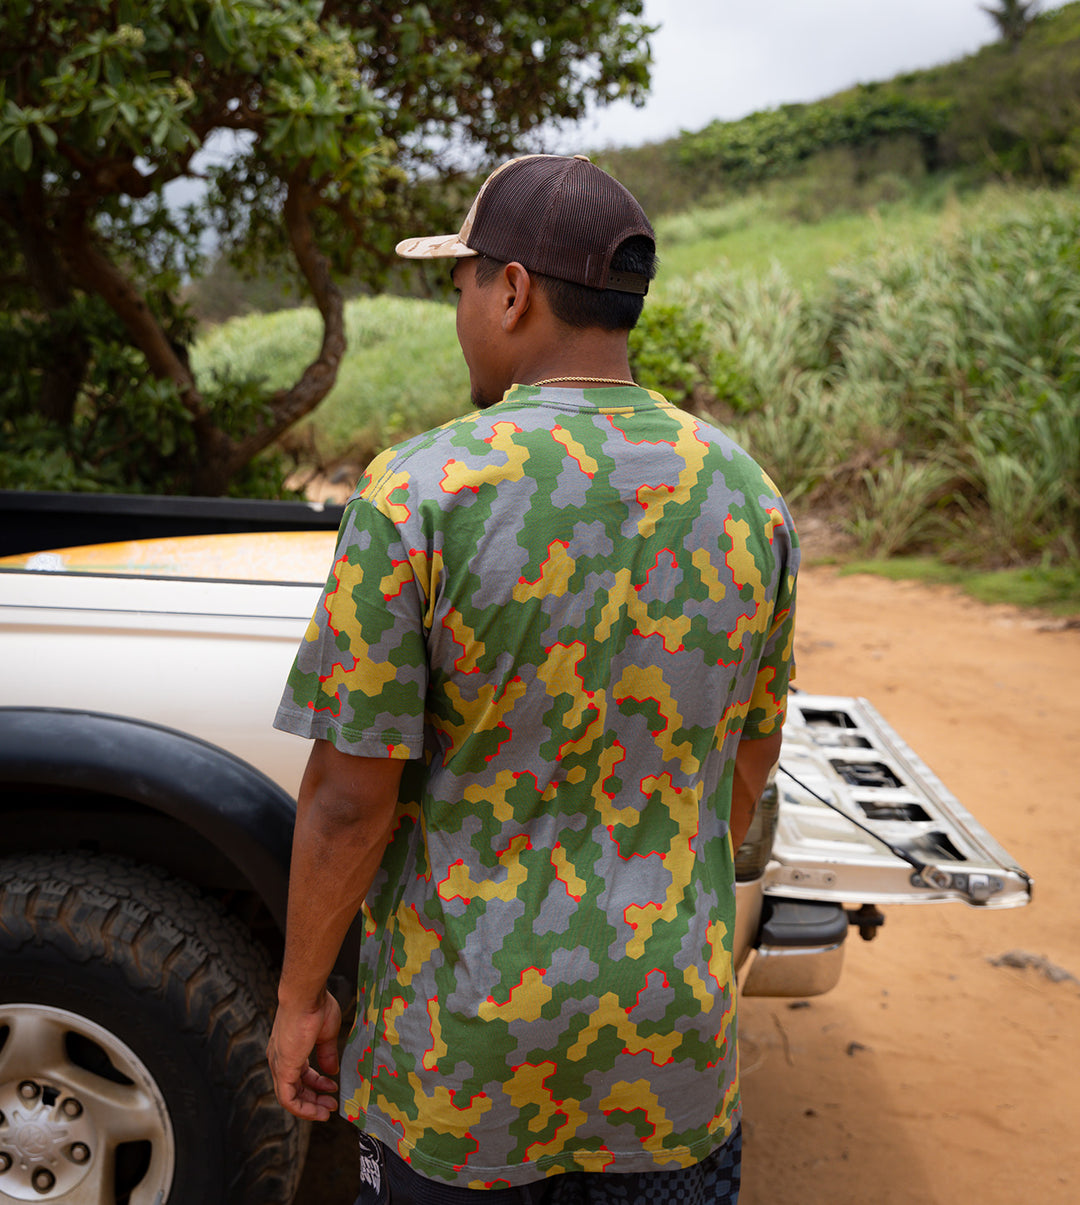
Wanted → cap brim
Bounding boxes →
[395,234,479,260]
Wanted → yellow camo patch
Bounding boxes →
[342,1082,370,1121]
[462,769,530,824]
[536,642,589,727]
[441,421,529,494]
[477,967,552,1023]
[682,919,731,1011]
[599,1080,676,1148]
[513,540,576,602]
[566,992,682,1065]
[724,515,770,652]
[393,905,441,987]
[437,833,531,903]
[366,468,413,524]
[437,676,528,760]
[502,1061,561,1134]
[621,774,701,958]
[379,558,413,602]
[313,553,399,696]
[691,546,727,603]
[551,425,599,476]
[421,998,447,1071]
[550,844,586,902]
[377,1072,492,1149]
[382,997,407,1047]
[499,1062,587,1162]
[613,665,698,774]
[443,608,484,674]
[595,567,691,653]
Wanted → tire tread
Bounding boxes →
[0,853,305,1203]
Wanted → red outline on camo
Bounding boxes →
[630,969,671,1012]
[517,539,571,587]
[634,482,676,513]
[385,483,412,522]
[320,554,353,637]
[635,548,679,593]
[603,412,678,448]
[606,825,665,862]
[438,859,471,904]
[438,459,479,494]
[389,905,442,975]
[485,966,547,1009]
[550,842,583,902]
[485,421,523,444]
[551,424,597,479]
[383,558,413,600]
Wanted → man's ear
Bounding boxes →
[501,262,532,332]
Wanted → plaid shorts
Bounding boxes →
[352,1126,741,1205]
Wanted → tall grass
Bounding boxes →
[192,185,1080,579]
[664,189,1080,568]
[192,295,468,467]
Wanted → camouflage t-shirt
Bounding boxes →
[274,384,798,1189]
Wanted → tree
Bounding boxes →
[0,1,652,495]
[980,0,1042,49]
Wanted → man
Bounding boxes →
[268,154,798,1204]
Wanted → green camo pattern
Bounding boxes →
[275,384,798,1188]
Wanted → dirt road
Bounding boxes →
[295,567,1080,1204]
[739,567,1080,1205]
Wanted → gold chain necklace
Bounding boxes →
[530,375,637,387]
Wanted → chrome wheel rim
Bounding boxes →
[0,1004,175,1204]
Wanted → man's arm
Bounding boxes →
[730,729,784,853]
[267,739,405,1121]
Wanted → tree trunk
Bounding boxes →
[58,180,346,497]
[18,185,89,428]
[58,210,238,493]
[60,214,203,414]
[190,170,348,495]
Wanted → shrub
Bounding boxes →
[674,93,953,188]
[628,302,752,411]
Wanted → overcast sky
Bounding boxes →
[561,0,1070,151]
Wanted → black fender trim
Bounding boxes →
[0,707,294,929]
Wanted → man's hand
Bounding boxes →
[267,990,343,1121]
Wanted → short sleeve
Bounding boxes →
[273,498,428,758]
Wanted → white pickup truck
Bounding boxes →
[0,493,1031,1205]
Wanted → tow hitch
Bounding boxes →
[848,903,885,941]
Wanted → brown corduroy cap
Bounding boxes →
[395,155,655,295]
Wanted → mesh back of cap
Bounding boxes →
[467,156,654,291]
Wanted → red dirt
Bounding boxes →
[739,567,1080,1205]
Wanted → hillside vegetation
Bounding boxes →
[192,4,1080,607]
[194,186,1080,580]
[597,0,1080,217]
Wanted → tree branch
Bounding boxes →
[18,180,89,426]
[59,211,205,419]
[205,167,347,490]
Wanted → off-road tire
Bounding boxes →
[0,853,305,1204]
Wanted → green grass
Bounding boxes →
[840,558,1080,616]
[190,182,1080,614]
[650,180,1029,292]
[655,210,897,292]
[192,183,1030,465]
[193,295,469,462]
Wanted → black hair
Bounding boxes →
[473,236,657,331]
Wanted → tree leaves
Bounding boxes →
[0,0,652,494]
